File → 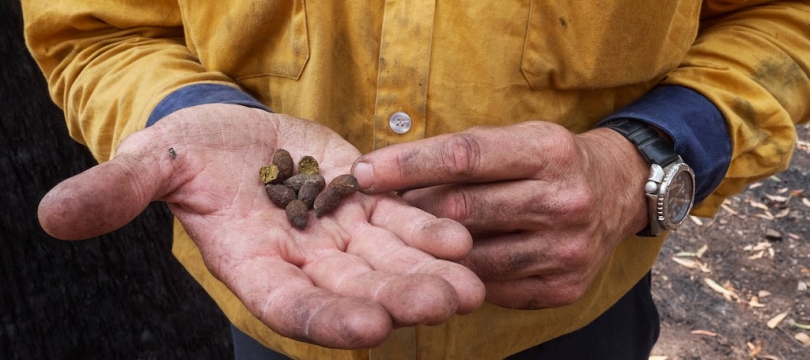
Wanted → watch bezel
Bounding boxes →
[655,161,696,231]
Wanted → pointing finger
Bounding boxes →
[352,122,573,193]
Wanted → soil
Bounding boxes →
[651,123,810,360]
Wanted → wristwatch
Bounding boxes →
[600,119,695,237]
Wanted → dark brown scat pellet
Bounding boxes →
[284,174,326,192]
[298,184,320,209]
[298,156,320,175]
[313,188,341,218]
[266,184,296,208]
[272,149,294,180]
[313,175,360,217]
[329,174,359,196]
[286,199,309,229]
[259,165,281,185]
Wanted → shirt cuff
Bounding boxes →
[146,84,271,127]
[598,86,731,204]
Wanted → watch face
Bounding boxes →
[664,170,695,224]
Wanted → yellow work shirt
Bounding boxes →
[23,0,809,358]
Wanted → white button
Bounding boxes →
[389,112,412,134]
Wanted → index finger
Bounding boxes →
[351,121,572,193]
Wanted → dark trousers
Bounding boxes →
[232,273,659,360]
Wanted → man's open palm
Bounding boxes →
[38,104,485,349]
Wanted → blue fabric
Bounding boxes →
[146,84,271,127]
[599,86,731,204]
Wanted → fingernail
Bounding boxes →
[352,162,374,190]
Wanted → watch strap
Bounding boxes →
[600,118,679,237]
[600,119,679,166]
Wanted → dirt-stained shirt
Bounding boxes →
[23,0,810,358]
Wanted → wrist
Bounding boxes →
[578,128,650,236]
[597,119,697,236]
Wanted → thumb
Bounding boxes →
[38,139,172,240]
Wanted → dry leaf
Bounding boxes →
[743,244,753,251]
[696,244,708,258]
[794,322,810,330]
[803,198,810,208]
[648,356,668,360]
[774,208,791,218]
[767,311,789,329]
[788,233,800,240]
[759,356,780,360]
[759,290,772,298]
[750,200,770,211]
[690,215,703,225]
[672,257,699,269]
[798,281,808,292]
[799,139,810,152]
[704,278,740,302]
[802,268,810,274]
[748,340,763,358]
[699,263,712,273]
[721,204,739,215]
[752,242,772,251]
[748,251,765,260]
[778,187,789,194]
[690,329,717,337]
[755,212,775,220]
[675,251,697,257]
[750,183,763,189]
[794,332,810,346]
[765,194,789,202]
[748,296,766,308]
[768,247,775,258]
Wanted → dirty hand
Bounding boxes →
[352,121,649,309]
[37,104,485,349]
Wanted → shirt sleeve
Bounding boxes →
[22,0,243,162]
[658,0,810,216]
[600,86,731,205]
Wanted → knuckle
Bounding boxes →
[538,274,589,307]
[510,276,588,309]
[542,184,596,225]
[560,187,596,220]
[441,134,481,180]
[441,190,472,224]
[543,129,580,168]
[558,237,592,270]
[551,282,588,306]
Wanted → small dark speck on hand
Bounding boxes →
[169,147,177,160]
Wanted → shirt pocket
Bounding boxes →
[181,0,309,80]
[521,0,700,90]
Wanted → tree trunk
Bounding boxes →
[0,2,232,359]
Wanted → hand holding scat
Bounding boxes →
[38,104,485,349]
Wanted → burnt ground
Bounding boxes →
[651,123,810,360]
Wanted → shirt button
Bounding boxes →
[389,112,412,134]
